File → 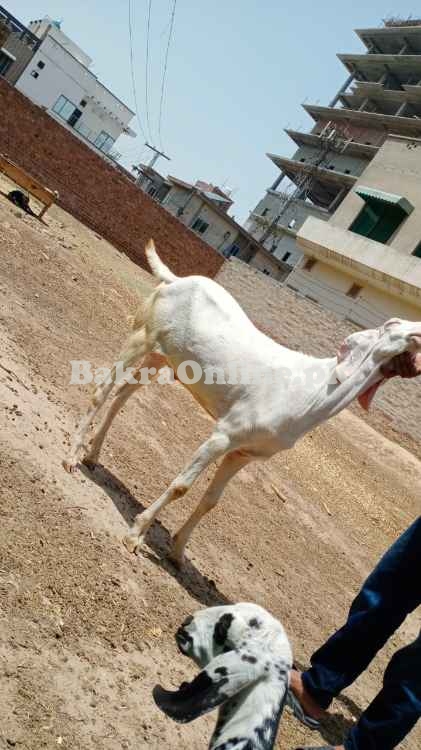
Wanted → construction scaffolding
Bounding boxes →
[256,120,362,245]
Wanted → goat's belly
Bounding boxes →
[164,353,238,420]
[184,383,228,420]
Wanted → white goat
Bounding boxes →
[64,240,421,565]
[153,602,292,750]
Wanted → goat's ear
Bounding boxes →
[336,327,380,382]
[383,317,402,330]
[153,648,264,724]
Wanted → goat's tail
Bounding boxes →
[145,239,178,284]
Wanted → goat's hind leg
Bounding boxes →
[123,430,232,555]
[63,328,149,472]
[84,353,166,467]
[170,450,252,567]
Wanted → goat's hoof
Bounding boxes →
[123,533,142,555]
[62,458,79,474]
[83,455,98,470]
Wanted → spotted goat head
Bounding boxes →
[153,603,292,750]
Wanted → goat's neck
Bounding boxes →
[210,680,286,750]
[292,354,381,432]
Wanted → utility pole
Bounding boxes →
[134,143,171,186]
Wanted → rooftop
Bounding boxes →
[356,24,421,54]
[383,17,421,28]
[0,5,40,48]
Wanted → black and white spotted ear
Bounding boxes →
[153,648,264,724]
[213,612,234,647]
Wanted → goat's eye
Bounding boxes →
[213,613,234,645]
[181,615,194,628]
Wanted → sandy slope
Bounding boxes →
[0,191,419,749]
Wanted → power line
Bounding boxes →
[128,0,147,142]
[158,0,177,151]
[144,0,154,143]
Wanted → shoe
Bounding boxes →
[286,689,322,730]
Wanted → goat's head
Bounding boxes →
[335,317,421,410]
[153,603,292,750]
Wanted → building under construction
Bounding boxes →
[244,17,421,272]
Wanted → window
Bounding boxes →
[68,108,82,127]
[53,95,78,121]
[413,242,421,258]
[344,169,351,174]
[346,283,362,299]
[230,244,240,257]
[261,207,270,217]
[0,51,13,77]
[74,120,92,139]
[350,199,407,244]
[31,70,39,78]
[262,269,270,276]
[303,257,316,271]
[282,251,291,262]
[156,185,171,203]
[80,99,87,107]
[53,95,83,128]
[147,186,157,197]
[191,217,209,235]
[299,157,306,162]
[94,130,115,154]
[37,60,45,69]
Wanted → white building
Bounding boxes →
[14,17,136,161]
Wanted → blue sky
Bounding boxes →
[11,1,420,221]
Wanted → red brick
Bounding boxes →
[0,79,224,278]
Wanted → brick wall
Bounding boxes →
[0,79,224,278]
[216,259,421,442]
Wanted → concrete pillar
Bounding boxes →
[188,199,205,228]
[176,188,195,217]
[329,73,355,108]
[328,186,347,214]
[395,101,408,117]
[270,171,285,191]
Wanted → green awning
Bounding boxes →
[355,186,414,216]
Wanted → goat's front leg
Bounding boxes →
[123,431,231,555]
[170,449,252,567]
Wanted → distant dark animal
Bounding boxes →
[7,190,37,216]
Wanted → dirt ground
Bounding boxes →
[0,182,420,750]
